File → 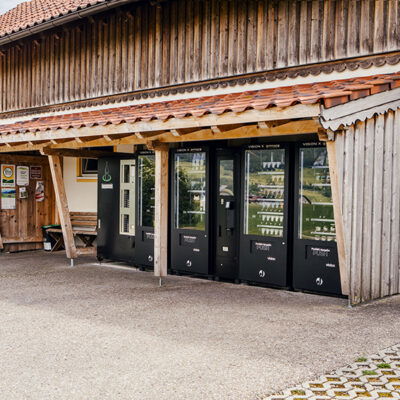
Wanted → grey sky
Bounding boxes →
[0,0,26,15]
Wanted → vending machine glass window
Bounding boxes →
[244,148,286,238]
[174,152,206,231]
[119,160,136,235]
[138,154,155,227]
[219,159,234,196]
[298,147,336,242]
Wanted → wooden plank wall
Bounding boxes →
[1,0,400,113]
[0,155,56,252]
[334,110,400,304]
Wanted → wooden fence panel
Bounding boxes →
[335,111,400,304]
[0,155,55,252]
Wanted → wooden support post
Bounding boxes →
[326,139,349,296]
[154,144,169,279]
[48,155,77,260]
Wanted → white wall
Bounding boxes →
[63,157,97,212]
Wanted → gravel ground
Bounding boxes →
[0,251,399,400]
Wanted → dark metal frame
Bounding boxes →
[238,143,291,288]
[169,146,211,276]
[135,150,156,269]
[292,141,342,295]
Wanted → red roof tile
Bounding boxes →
[0,0,109,37]
[0,72,399,136]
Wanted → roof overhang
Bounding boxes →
[320,86,400,131]
[0,0,138,47]
[1,71,400,153]
[0,104,321,153]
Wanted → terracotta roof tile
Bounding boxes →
[0,0,110,37]
[0,71,400,136]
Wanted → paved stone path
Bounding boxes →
[264,344,400,400]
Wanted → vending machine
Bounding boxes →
[239,144,290,287]
[213,149,241,280]
[292,142,341,295]
[135,150,155,268]
[97,157,136,263]
[170,147,210,275]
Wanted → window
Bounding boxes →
[76,147,113,181]
[81,158,98,175]
[174,152,206,231]
[243,148,286,237]
[120,160,136,236]
[298,146,336,242]
[138,154,155,227]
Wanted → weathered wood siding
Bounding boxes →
[335,111,400,304]
[1,0,400,113]
[0,155,56,252]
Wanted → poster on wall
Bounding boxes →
[35,181,45,202]
[1,164,16,187]
[30,166,42,180]
[16,166,30,186]
[19,187,28,199]
[1,188,16,210]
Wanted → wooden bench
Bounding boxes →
[46,212,97,252]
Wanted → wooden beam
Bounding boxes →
[0,144,44,153]
[0,104,319,145]
[157,119,319,143]
[326,139,349,296]
[40,147,131,159]
[211,125,221,134]
[0,119,319,152]
[170,129,181,137]
[154,143,169,278]
[48,155,77,260]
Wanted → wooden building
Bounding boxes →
[0,0,399,304]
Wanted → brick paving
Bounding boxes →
[264,344,400,400]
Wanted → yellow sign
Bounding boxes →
[1,164,15,187]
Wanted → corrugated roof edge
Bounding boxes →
[0,0,136,47]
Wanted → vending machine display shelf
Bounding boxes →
[259,171,285,175]
[310,218,335,222]
[258,185,285,189]
[258,211,284,215]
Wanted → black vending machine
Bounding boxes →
[213,148,241,280]
[239,144,290,287]
[170,147,210,275]
[292,142,342,295]
[97,156,136,263]
[135,150,156,268]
